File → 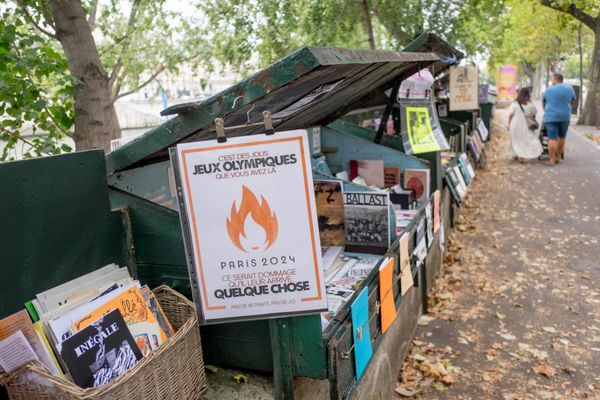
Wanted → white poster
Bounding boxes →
[449,66,479,111]
[172,130,327,323]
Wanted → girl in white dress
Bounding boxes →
[507,88,542,161]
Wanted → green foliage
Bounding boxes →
[0,8,74,161]
[450,0,508,58]
[563,52,592,80]
[202,0,508,72]
[542,0,599,15]
[94,0,211,99]
[489,0,595,73]
[201,0,374,71]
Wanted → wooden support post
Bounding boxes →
[374,80,401,144]
[269,318,295,400]
[417,151,442,193]
[420,261,428,314]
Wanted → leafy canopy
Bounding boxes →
[0,8,74,161]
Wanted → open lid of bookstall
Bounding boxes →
[106,47,439,174]
[402,32,465,76]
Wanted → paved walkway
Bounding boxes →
[394,110,600,400]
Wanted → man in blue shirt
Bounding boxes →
[542,73,576,166]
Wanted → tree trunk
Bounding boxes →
[521,61,535,88]
[532,63,543,99]
[578,21,600,126]
[48,0,120,152]
[359,0,376,50]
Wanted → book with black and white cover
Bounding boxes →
[468,140,480,161]
[414,218,427,264]
[348,256,382,279]
[60,309,142,389]
[389,188,417,210]
[478,119,489,141]
[326,286,355,301]
[445,168,464,203]
[425,202,434,248]
[459,153,476,180]
[457,157,471,185]
[453,165,468,196]
[343,191,390,255]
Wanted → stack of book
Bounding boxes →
[0,264,174,389]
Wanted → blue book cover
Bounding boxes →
[457,158,471,185]
[351,287,373,379]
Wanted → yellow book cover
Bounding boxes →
[71,287,167,355]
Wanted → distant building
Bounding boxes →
[124,64,241,105]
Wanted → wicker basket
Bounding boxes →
[0,285,207,400]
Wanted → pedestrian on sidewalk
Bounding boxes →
[508,88,542,162]
[542,73,576,166]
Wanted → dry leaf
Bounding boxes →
[233,373,249,384]
[532,364,557,378]
[441,373,456,384]
[418,315,435,326]
[395,384,420,397]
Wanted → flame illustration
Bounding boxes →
[226,186,278,252]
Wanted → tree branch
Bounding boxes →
[87,0,98,30]
[112,63,165,101]
[17,3,57,38]
[109,0,142,87]
[358,0,376,50]
[99,31,136,56]
[39,0,56,30]
[540,0,596,30]
[0,126,58,156]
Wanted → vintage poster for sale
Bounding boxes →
[449,65,479,111]
[171,130,327,324]
[400,99,449,155]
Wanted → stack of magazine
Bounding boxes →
[0,264,174,389]
[320,246,382,330]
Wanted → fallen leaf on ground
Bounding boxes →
[395,384,420,397]
[204,365,218,374]
[233,373,249,384]
[533,363,557,378]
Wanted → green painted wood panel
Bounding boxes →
[0,150,129,319]
[106,48,438,174]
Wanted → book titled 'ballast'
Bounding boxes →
[60,309,142,388]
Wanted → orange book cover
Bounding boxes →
[71,287,167,354]
[379,257,397,334]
